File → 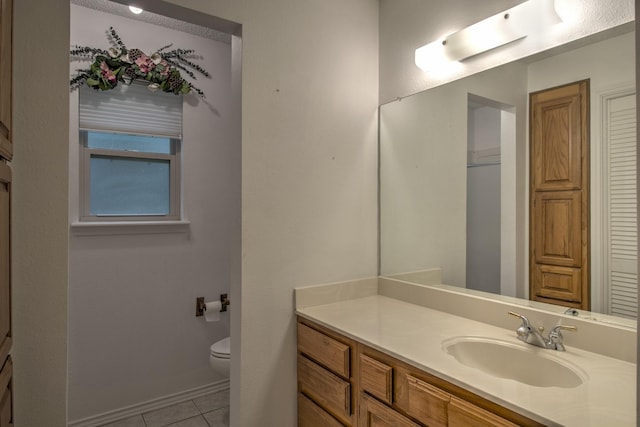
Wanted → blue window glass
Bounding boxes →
[90,155,170,216]
[87,132,172,154]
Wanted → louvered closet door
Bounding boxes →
[607,93,637,318]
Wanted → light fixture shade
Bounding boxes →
[415,0,560,72]
[444,12,526,62]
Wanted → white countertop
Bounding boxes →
[296,294,636,427]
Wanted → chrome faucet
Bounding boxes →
[508,311,577,351]
[546,324,577,351]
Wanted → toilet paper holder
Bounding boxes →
[196,294,230,317]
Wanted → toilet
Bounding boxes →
[209,337,230,377]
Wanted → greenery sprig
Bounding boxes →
[69,27,210,98]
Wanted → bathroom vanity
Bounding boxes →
[298,317,540,426]
[295,279,636,427]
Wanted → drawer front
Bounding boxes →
[0,357,11,427]
[448,397,518,427]
[298,393,345,427]
[359,393,420,427]
[406,374,449,427]
[298,355,351,420]
[359,354,393,405]
[298,322,350,378]
[0,386,10,427]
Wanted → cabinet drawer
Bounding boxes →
[298,322,350,378]
[0,162,10,368]
[359,353,393,405]
[0,357,11,427]
[449,396,518,427]
[0,384,10,427]
[359,393,420,427]
[406,374,449,427]
[298,392,345,427]
[298,355,351,420]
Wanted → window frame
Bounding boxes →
[79,130,182,222]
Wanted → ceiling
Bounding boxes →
[70,0,232,44]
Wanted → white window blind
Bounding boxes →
[79,83,182,138]
[607,92,637,319]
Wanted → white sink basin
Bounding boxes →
[442,336,586,388]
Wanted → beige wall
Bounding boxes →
[169,2,380,425]
[12,0,70,425]
[215,2,379,424]
[15,0,378,425]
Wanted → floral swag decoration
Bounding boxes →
[70,27,210,98]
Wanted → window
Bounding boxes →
[78,84,182,222]
[81,131,180,220]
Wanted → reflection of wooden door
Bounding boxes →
[530,80,590,309]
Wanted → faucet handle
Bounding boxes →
[551,324,577,333]
[508,311,533,341]
[508,311,526,322]
[508,311,532,327]
[548,324,577,351]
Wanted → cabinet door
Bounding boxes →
[0,162,8,365]
[404,374,449,427]
[298,322,350,378]
[0,357,11,427]
[298,393,345,427]
[359,354,393,405]
[359,393,420,427]
[448,397,518,427]
[0,0,11,160]
[298,355,351,422]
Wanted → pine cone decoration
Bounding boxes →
[122,67,136,84]
[128,48,143,62]
[167,74,183,90]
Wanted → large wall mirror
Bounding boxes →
[379,22,636,327]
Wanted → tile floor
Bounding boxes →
[99,389,229,427]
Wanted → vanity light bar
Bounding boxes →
[415,0,560,72]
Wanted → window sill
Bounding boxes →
[70,220,191,236]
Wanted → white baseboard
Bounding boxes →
[67,380,230,427]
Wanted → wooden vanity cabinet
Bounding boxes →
[298,393,344,427]
[297,317,544,427]
[448,396,520,427]
[0,156,9,427]
[0,356,11,427]
[358,345,542,427]
[359,393,419,427]
[297,319,358,426]
[0,1,12,425]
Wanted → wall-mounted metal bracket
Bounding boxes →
[196,297,205,317]
[220,293,230,312]
[196,294,230,317]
